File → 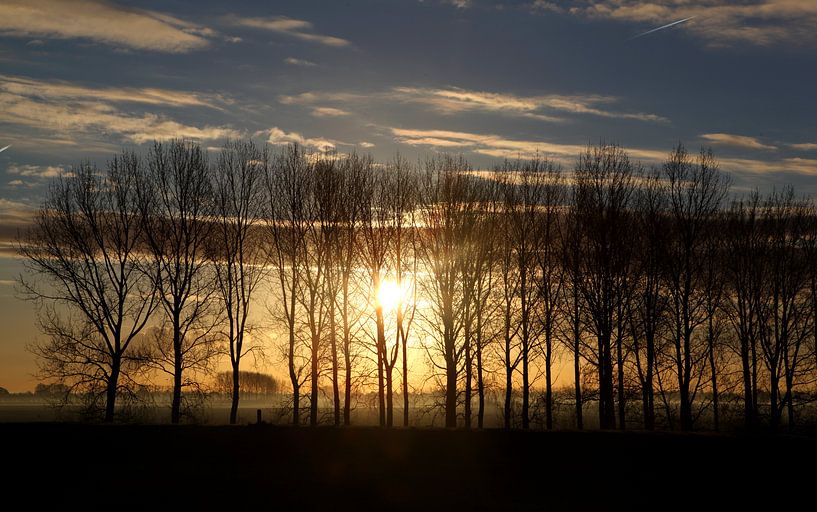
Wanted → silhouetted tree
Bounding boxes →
[136,140,218,424]
[662,144,728,431]
[417,156,473,428]
[572,143,636,430]
[266,144,310,425]
[211,140,267,424]
[21,155,157,421]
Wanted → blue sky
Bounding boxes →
[1,0,817,389]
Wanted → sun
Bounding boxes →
[376,279,405,313]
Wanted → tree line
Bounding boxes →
[19,139,817,431]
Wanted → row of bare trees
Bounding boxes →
[20,139,817,430]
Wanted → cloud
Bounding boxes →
[790,142,817,151]
[279,91,362,106]
[7,179,26,187]
[279,86,666,123]
[701,133,777,150]
[530,1,564,13]
[549,1,817,47]
[0,74,240,145]
[392,86,667,122]
[284,57,317,67]
[7,164,67,178]
[0,74,227,109]
[310,107,350,117]
[390,127,592,160]
[0,0,211,52]
[266,127,337,152]
[230,16,350,47]
[388,125,817,178]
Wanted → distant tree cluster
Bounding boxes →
[214,371,280,396]
[19,139,817,430]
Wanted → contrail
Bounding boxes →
[629,16,695,40]
[0,145,10,154]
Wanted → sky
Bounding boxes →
[1,0,817,391]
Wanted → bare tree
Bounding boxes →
[460,174,498,428]
[533,161,565,430]
[358,159,393,426]
[724,192,764,429]
[495,166,522,429]
[572,143,636,430]
[756,188,811,430]
[136,140,218,424]
[20,155,157,422]
[662,145,728,430]
[266,144,310,425]
[383,156,419,427]
[627,169,668,430]
[417,155,472,428]
[334,154,369,425]
[211,140,267,425]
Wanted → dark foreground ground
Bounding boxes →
[2,424,815,511]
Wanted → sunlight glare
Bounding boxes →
[376,279,405,313]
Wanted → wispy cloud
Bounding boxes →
[0,74,240,145]
[279,91,362,106]
[266,127,337,152]
[279,86,666,123]
[284,57,317,67]
[547,1,817,47]
[390,127,593,160]
[310,107,350,117]
[230,16,350,47]
[0,74,228,109]
[388,125,817,178]
[790,142,817,151]
[0,0,211,53]
[7,164,67,179]
[391,86,667,123]
[701,133,777,150]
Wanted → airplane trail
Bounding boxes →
[629,16,695,40]
[0,145,10,154]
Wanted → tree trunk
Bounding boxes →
[573,296,583,430]
[171,325,182,424]
[104,355,121,423]
[402,328,409,427]
[545,331,553,430]
[230,360,240,425]
[707,317,719,431]
[522,341,530,429]
[289,322,300,426]
[740,332,753,429]
[310,332,319,426]
[616,321,625,431]
[504,341,513,429]
[445,352,457,428]
[464,326,472,429]
[644,332,655,431]
[386,364,394,428]
[376,305,386,427]
[343,279,352,426]
[600,331,616,430]
[329,299,340,427]
[477,339,485,429]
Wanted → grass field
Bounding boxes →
[2,423,815,510]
